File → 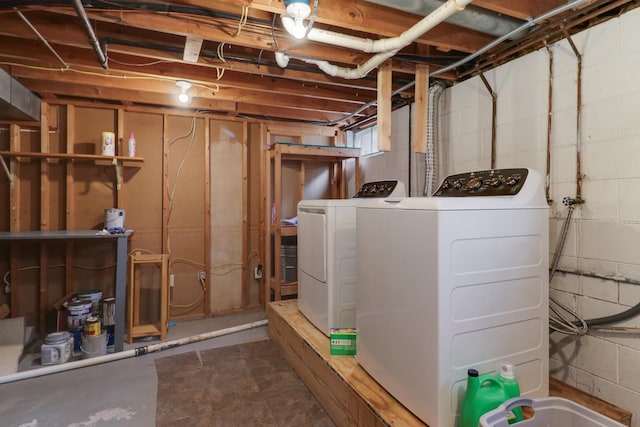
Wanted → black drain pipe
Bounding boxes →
[71,0,109,69]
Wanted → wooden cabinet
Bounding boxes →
[264,131,360,303]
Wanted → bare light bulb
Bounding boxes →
[284,0,310,39]
[175,80,192,104]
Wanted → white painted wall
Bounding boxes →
[353,6,640,423]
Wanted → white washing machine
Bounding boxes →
[355,168,549,427]
[297,180,406,336]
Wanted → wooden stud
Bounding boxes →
[258,123,266,307]
[9,124,20,317]
[413,64,430,153]
[273,146,282,301]
[263,128,272,306]
[162,114,169,255]
[377,60,392,152]
[39,103,50,333]
[116,108,125,206]
[241,121,249,309]
[65,105,76,298]
[298,162,305,203]
[203,118,211,317]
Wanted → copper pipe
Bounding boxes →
[545,43,553,204]
[459,0,634,80]
[479,72,497,169]
[563,28,585,204]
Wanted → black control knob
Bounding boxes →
[505,176,519,186]
[468,177,483,190]
[453,180,463,189]
[440,180,450,190]
[489,177,502,187]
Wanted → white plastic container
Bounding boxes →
[480,397,626,427]
[41,331,73,365]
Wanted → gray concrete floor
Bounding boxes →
[0,310,269,427]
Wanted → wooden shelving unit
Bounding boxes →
[264,136,360,303]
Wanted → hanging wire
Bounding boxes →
[217,42,227,63]
[548,202,588,335]
[233,5,250,37]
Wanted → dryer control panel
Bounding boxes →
[354,180,406,198]
[433,168,529,197]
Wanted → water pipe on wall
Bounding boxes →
[478,73,497,170]
[563,29,585,205]
[545,43,554,204]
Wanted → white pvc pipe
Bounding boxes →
[0,319,268,385]
[278,0,474,78]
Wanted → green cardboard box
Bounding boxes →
[330,328,357,355]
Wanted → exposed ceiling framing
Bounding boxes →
[0,0,637,130]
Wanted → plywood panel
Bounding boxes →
[120,111,163,253]
[73,107,117,229]
[166,116,206,318]
[210,120,244,312]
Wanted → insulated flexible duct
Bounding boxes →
[424,82,445,196]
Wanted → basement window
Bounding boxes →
[351,125,381,157]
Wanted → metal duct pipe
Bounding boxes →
[366,0,525,38]
[71,0,108,69]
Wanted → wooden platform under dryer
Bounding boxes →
[267,300,632,427]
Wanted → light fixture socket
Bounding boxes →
[285,0,310,21]
[176,80,192,103]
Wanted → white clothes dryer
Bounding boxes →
[355,168,549,427]
[297,180,405,336]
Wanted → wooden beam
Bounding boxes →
[39,102,50,333]
[377,61,392,152]
[241,121,249,309]
[163,0,493,53]
[413,64,429,153]
[9,124,21,318]
[203,118,211,317]
[65,105,75,299]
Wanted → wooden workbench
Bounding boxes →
[268,299,632,427]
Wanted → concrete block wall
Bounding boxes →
[440,7,640,424]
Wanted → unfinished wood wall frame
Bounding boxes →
[0,100,269,334]
[262,124,360,306]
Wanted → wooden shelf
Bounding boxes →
[280,225,297,236]
[0,150,144,163]
[0,151,143,190]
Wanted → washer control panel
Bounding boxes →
[433,168,529,197]
[354,180,406,198]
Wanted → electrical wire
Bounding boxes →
[233,5,249,37]
[548,203,589,335]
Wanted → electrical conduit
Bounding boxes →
[0,319,268,385]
